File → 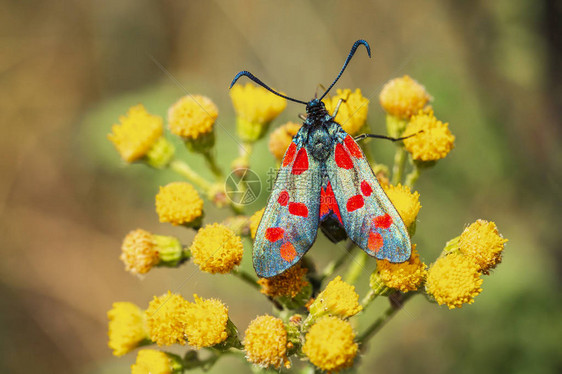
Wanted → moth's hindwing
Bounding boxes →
[253,130,322,278]
[325,126,411,262]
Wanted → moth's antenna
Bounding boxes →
[319,40,371,101]
[230,71,308,105]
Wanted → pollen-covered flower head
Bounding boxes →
[459,220,508,273]
[379,75,431,119]
[258,263,308,298]
[323,88,369,136]
[230,83,287,142]
[107,302,149,356]
[184,295,229,349]
[146,291,190,346]
[155,182,204,227]
[243,315,290,369]
[189,223,244,274]
[168,95,218,140]
[382,183,421,228]
[120,229,160,275]
[268,121,302,162]
[303,316,358,372]
[375,246,427,292]
[425,252,483,309]
[108,104,164,162]
[402,109,455,162]
[308,276,362,319]
[131,349,179,374]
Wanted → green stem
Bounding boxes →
[391,147,407,185]
[231,268,259,290]
[344,250,368,285]
[358,292,417,345]
[404,164,421,188]
[320,241,355,282]
[169,159,212,191]
[360,289,377,310]
[203,150,224,179]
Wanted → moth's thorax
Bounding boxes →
[304,99,330,125]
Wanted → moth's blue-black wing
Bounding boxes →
[325,126,411,262]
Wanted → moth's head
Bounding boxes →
[305,99,326,117]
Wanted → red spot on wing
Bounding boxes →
[288,202,309,217]
[346,195,364,212]
[361,180,372,196]
[374,214,393,229]
[283,142,297,167]
[319,186,330,218]
[265,227,285,242]
[368,232,384,253]
[344,135,363,158]
[278,190,289,206]
[335,143,353,169]
[319,182,343,224]
[292,148,309,175]
[280,242,297,262]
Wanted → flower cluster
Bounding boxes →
[106,74,506,373]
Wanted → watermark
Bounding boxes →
[225,168,262,205]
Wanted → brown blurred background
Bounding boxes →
[1,1,561,373]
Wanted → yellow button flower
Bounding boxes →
[230,83,287,142]
[402,110,455,162]
[108,104,164,163]
[131,349,176,374]
[459,220,508,273]
[249,208,264,240]
[268,121,302,162]
[107,302,149,356]
[303,316,358,372]
[323,88,369,136]
[382,183,421,228]
[168,95,218,140]
[184,295,229,349]
[258,263,309,298]
[155,182,204,227]
[146,291,190,346]
[120,229,160,275]
[243,315,290,369]
[189,223,244,274]
[425,252,483,309]
[379,75,431,119]
[308,276,362,319]
[375,246,427,292]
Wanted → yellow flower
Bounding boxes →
[107,302,149,356]
[308,276,362,319]
[131,349,175,374]
[375,246,427,292]
[382,183,421,228]
[323,88,369,135]
[155,182,204,227]
[230,83,287,142]
[243,315,290,369]
[303,316,358,372]
[459,220,508,273]
[268,121,302,162]
[168,95,218,140]
[184,295,229,349]
[249,208,264,240]
[379,75,431,119]
[120,229,160,275]
[108,104,164,162]
[425,252,483,309]
[258,263,309,298]
[189,223,244,274]
[403,110,455,161]
[146,291,190,346]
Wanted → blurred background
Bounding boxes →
[1,1,561,373]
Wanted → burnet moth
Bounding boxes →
[230,40,412,278]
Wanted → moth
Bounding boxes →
[231,40,411,278]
